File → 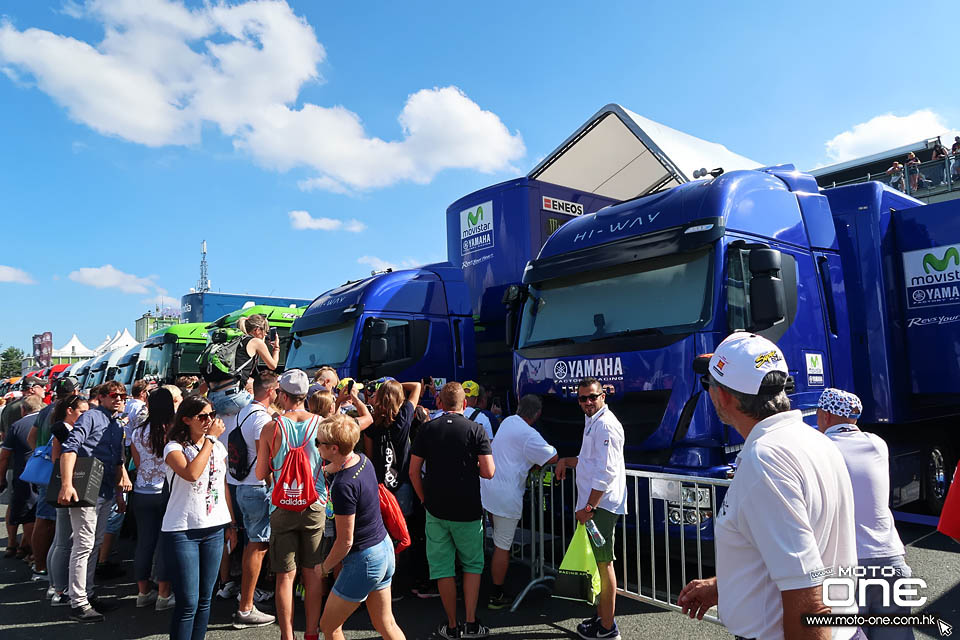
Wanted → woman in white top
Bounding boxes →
[130,387,177,610]
[162,395,237,640]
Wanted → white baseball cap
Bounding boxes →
[707,332,788,395]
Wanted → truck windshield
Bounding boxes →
[518,248,713,348]
[140,344,168,380]
[287,322,355,370]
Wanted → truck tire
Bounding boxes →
[923,445,955,514]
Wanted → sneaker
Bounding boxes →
[576,614,600,635]
[45,586,56,600]
[31,569,48,582]
[237,587,274,604]
[578,620,620,640]
[216,580,239,600]
[88,596,117,613]
[136,590,158,608]
[462,619,490,638]
[232,605,276,629]
[70,605,105,623]
[155,594,176,611]
[487,591,511,610]
[413,583,441,599]
[435,622,461,639]
[51,592,71,607]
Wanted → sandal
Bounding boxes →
[4,546,18,558]
[15,546,32,560]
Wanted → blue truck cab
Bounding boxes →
[509,165,959,517]
[286,177,618,391]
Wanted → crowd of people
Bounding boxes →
[1,318,957,640]
[885,136,960,192]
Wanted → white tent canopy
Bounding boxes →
[528,104,760,200]
[97,328,137,355]
[53,334,94,358]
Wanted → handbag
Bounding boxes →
[552,524,602,604]
[378,483,411,553]
[47,456,105,508]
[21,437,55,486]
[938,468,960,541]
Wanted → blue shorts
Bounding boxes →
[35,484,57,521]
[236,484,271,543]
[332,535,394,603]
[208,388,252,417]
[106,497,126,534]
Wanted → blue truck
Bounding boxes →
[285,177,618,394]
[507,164,959,518]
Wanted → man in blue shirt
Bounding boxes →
[58,380,131,622]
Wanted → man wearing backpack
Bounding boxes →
[228,371,279,629]
[256,369,326,640]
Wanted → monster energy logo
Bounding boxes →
[923,247,960,273]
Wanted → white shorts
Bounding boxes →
[490,514,520,551]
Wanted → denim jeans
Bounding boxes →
[48,506,74,593]
[858,555,916,640]
[207,388,252,417]
[164,525,225,640]
[133,492,168,582]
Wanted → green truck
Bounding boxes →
[206,304,305,371]
[139,323,211,384]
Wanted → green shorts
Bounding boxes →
[590,508,620,564]
[425,511,484,579]
[269,501,326,573]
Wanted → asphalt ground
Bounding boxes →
[0,497,956,639]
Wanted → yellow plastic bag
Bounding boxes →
[553,523,601,604]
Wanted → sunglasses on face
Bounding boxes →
[700,375,713,392]
[578,392,603,403]
[194,411,217,422]
[106,392,127,400]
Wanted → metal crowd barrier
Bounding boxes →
[503,464,731,625]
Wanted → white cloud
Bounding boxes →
[823,110,959,164]
[141,293,174,307]
[357,255,422,273]
[0,265,35,284]
[68,264,157,293]
[0,1,525,191]
[289,210,366,232]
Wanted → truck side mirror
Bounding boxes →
[502,285,527,347]
[748,249,786,330]
[369,319,389,337]
[369,337,388,363]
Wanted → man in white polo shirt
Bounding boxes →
[556,377,627,640]
[678,332,859,640]
[817,388,914,640]
[480,394,557,610]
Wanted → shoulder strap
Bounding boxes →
[468,408,481,421]
[269,417,290,473]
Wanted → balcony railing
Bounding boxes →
[821,155,960,198]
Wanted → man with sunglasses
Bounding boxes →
[678,333,858,640]
[58,380,133,622]
[556,377,627,640]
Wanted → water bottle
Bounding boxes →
[584,518,605,547]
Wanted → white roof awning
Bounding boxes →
[528,104,760,200]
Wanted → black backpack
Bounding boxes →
[227,407,267,481]
[199,328,250,384]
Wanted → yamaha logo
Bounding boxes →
[554,361,568,379]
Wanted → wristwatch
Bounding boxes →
[584,503,595,513]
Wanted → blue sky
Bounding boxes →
[1,0,959,355]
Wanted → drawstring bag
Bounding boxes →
[553,524,601,605]
[378,484,411,553]
[271,416,320,512]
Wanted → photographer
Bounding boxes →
[206,314,280,418]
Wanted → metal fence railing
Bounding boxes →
[823,155,960,198]
[502,464,731,625]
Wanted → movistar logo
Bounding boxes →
[467,206,484,226]
[809,355,819,368]
[923,247,960,274]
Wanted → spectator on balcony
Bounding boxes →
[905,152,921,191]
[885,161,905,192]
[951,136,960,182]
[932,143,949,185]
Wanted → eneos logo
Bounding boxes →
[460,200,494,256]
[903,243,960,309]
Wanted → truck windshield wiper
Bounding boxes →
[526,337,576,347]
[591,328,664,341]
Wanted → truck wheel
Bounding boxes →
[923,445,954,514]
